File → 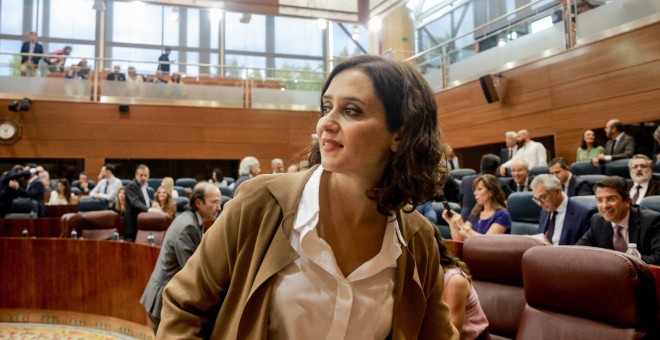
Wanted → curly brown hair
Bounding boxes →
[470,174,507,220]
[309,55,446,215]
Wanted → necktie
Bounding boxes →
[199,224,205,235]
[509,148,513,160]
[103,182,108,194]
[517,184,522,192]
[631,185,643,204]
[545,212,556,244]
[613,225,627,252]
[449,160,455,170]
[609,139,617,155]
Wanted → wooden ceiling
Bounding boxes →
[137,0,407,24]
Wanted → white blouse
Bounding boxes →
[268,166,404,340]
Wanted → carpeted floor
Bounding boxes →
[0,323,137,339]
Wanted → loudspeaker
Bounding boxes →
[479,74,500,104]
[119,104,129,112]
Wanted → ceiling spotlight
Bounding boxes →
[316,18,328,30]
[239,13,252,24]
[170,7,180,22]
[351,25,360,41]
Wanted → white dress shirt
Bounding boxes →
[503,140,548,169]
[268,166,404,340]
[629,181,648,205]
[550,193,568,245]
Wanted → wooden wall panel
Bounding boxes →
[1,101,319,174]
[437,20,660,162]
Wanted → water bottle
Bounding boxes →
[626,243,642,259]
[22,227,29,238]
[70,228,78,239]
[112,229,120,241]
[147,232,155,246]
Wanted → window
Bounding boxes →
[224,54,266,79]
[49,0,96,40]
[186,8,200,48]
[0,1,23,35]
[224,12,266,52]
[274,17,323,57]
[112,1,163,45]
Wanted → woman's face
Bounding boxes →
[317,69,398,181]
[118,189,125,200]
[58,182,65,193]
[157,189,168,202]
[474,180,492,206]
[584,130,595,144]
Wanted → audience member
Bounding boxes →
[286,163,299,173]
[38,170,50,193]
[444,144,460,170]
[47,178,78,205]
[20,31,43,77]
[438,238,489,339]
[209,168,227,188]
[89,164,122,208]
[74,172,95,195]
[168,72,182,84]
[416,201,438,224]
[161,177,179,198]
[126,66,144,83]
[140,182,221,334]
[531,174,595,245]
[232,156,261,193]
[152,70,168,83]
[445,174,512,241]
[460,154,512,221]
[499,131,518,164]
[77,59,90,76]
[500,129,547,175]
[548,157,592,196]
[577,176,660,265]
[114,186,127,215]
[0,165,32,217]
[125,164,151,241]
[150,186,176,221]
[157,55,457,338]
[652,126,660,161]
[271,158,285,174]
[107,65,126,81]
[576,129,604,162]
[16,164,46,217]
[627,154,660,205]
[45,45,72,73]
[157,47,173,73]
[506,159,532,193]
[592,119,636,166]
[64,65,86,79]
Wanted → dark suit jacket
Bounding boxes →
[20,41,44,64]
[17,177,45,217]
[460,173,513,221]
[140,210,202,320]
[107,72,126,81]
[506,177,532,193]
[157,54,170,72]
[627,179,660,201]
[577,205,660,265]
[0,169,32,217]
[604,133,636,160]
[125,179,150,239]
[567,174,593,197]
[538,198,596,245]
[499,147,516,164]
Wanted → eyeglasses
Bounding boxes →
[532,194,547,205]
[630,163,649,169]
[595,195,620,204]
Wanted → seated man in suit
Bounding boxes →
[577,176,660,265]
[592,119,636,167]
[507,159,532,193]
[89,164,122,209]
[531,174,596,245]
[627,154,660,205]
[140,182,221,334]
[548,157,593,197]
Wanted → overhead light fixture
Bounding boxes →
[92,0,105,11]
[368,16,381,31]
[239,13,251,24]
[316,18,328,30]
[8,98,31,112]
[209,8,223,22]
[351,25,360,41]
[170,7,180,22]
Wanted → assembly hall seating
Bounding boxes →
[135,211,170,246]
[60,210,120,239]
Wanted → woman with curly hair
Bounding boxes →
[158,55,457,339]
[150,186,176,220]
[47,178,78,205]
[443,174,511,241]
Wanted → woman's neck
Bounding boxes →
[321,171,383,227]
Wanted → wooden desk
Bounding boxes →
[0,238,160,326]
[46,204,78,217]
[0,218,62,238]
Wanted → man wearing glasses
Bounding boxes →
[626,154,660,205]
[577,176,660,265]
[531,174,595,245]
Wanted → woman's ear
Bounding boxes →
[391,134,401,152]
